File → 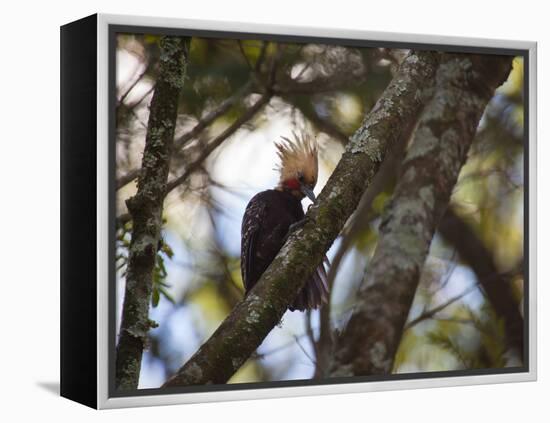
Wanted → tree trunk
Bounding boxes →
[315,109,415,378]
[115,36,189,391]
[330,54,513,377]
[162,50,441,388]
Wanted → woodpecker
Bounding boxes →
[240,132,329,311]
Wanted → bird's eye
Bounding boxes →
[297,172,305,183]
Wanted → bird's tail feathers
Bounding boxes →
[289,256,330,311]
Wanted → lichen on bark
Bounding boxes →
[115,36,189,391]
[162,50,441,388]
[329,54,513,377]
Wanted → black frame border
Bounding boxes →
[60,14,98,409]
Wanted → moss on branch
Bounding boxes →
[330,54,513,377]
[162,50,441,388]
[115,36,189,391]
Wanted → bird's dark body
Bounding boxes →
[241,189,328,311]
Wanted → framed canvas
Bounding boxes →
[60,13,537,409]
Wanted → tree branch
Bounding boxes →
[116,80,254,190]
[115,36,189,391]
[116,92,271,226]
[117,46,282,224]
[161,50,441,388]
[438,207,524,361]
[165,93,271,193]
[117,60,152,107]
[404,285,479,330]
[330,54,513,377]
[314,114,414,377]
[281,94,350,146]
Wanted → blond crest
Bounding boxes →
[275,131,318,189]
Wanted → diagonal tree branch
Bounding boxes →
[314,116,414,378]
[330,54,513,377]
[115,36,189,391]
[117,60,152,107]
[404,285,480,330]
[116,47,283,225]
[116,93,271,227]
[116,80,255,190]
[161,50,441,388]
[281,94,351,146]
[165,93,271,193]
[439,207,524,361]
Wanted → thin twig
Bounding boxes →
[305,310,319,362]
[117,80,254,190]
[237,40,254,71]
[165,93,271,193]
[404,285,479,330]
[117,61,151,107]
[254,41,268,73]
[251,331,312,360]
[281,94,349,146]
[117,92,271,226]
[293,335,316,366]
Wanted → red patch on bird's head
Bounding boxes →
[284,178,300,190]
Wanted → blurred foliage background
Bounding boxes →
[115,33,524,388]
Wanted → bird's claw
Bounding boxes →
[288,218,307,233]
[283,218,307,244]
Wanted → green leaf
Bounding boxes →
[159,286,176,304]
[152,286,160,307]
[161,242,174,258]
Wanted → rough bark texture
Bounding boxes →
[330,54,513,377]
[115,36,189,391]
[439,207,524,361]
[162,50,440,388]
[315,117,414,378]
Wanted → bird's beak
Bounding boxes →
[300,184,316,203]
